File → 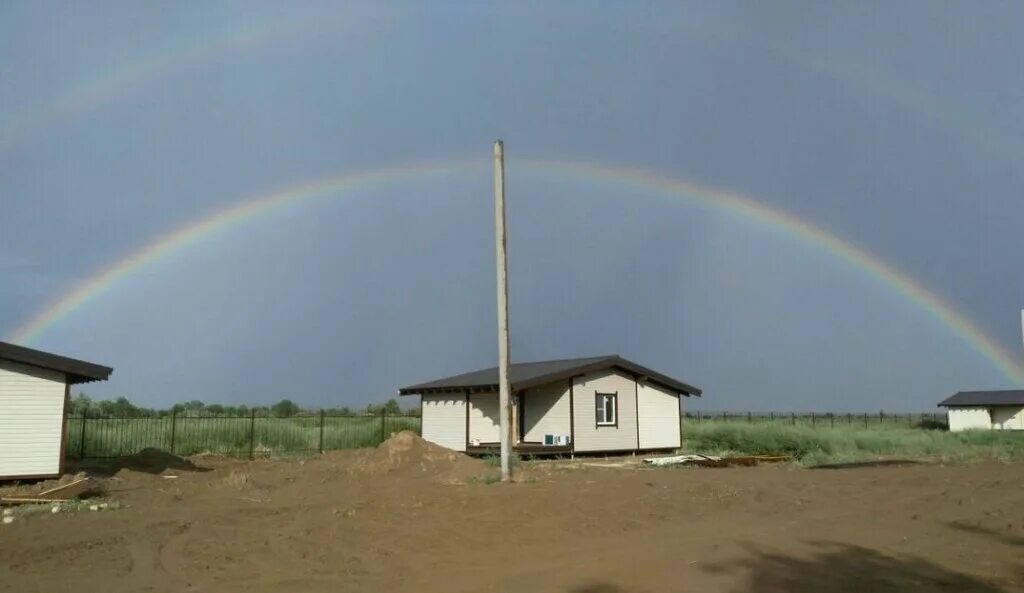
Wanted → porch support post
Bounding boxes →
[568,378,576,458]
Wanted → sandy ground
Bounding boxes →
[1,432,1023,593]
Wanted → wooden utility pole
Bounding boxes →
[494,140,512,482]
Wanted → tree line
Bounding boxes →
[69,394,414,418]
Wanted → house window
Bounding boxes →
[595,392,617,427]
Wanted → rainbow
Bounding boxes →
[8,158,1022,384]
[0,24,274,151]
[0,15,368,151]
[3,16,1020,171]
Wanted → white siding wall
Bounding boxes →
[421,393,466,452]
[990,406,1024,430]
[468,392,500,444]
[947,407,992,432]
[637,381,681,449]
[0,360,67,478]
[571,370,638,452]
[522,382,571,443]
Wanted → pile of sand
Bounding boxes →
[347,431,483,480]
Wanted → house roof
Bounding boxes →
[0,341,113,384]
[938,390,1024,408]
[398,355,701,397]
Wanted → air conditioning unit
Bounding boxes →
[544,434,556,446]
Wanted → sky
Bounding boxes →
[1,1,1022,412]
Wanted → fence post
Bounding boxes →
[830,413,834,428]
[791,412,796,426]
[319,409,325,454]
[864,413,868,429]
[811,412,816,428]
[879,410,884,424]
[770,412,774,423]
[748,411,752,424]
[79,410,88,459]
[248,409,256,460]
[380,410,387,443]
[847,413,852,425]
[697,411,701,423]
[169,409,177,455]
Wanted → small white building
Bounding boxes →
[399,355,701,455]
[939,390,1024,432]
[0,341,112,480]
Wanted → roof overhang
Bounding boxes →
[937,390,1024,408]
[399,355,701,398]
[398,384,497,396]
[0,341,113,384]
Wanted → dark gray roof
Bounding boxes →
[399,355,701,396]
[939,390,1024,407]
[0,341,113,384]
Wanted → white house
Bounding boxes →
[0,341,112,480]
[399,355,701,455]
[939,390,1024,432]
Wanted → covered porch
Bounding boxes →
[465,442,573,456]
[466,386,572,453]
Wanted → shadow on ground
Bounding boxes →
[69,448,212,477]
[809,459,924,470]
[947,521,1024,548]
[703,542,1010,593]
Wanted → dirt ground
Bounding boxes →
[1,432,1023,593]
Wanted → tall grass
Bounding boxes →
[681,421,1024,465]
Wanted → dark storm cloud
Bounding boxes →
[1,1,1021,411]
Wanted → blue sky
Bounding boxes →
[1,2,1022,411]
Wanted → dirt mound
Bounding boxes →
[0,472,91,497]
[121,448,204,474]
[348,431,483,480]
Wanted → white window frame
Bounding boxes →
[595,392,617,427]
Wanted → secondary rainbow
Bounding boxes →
[0,15,365,151]
[5,17,1020,171]
[9,158,1022,384]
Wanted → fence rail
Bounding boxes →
[65,411,421,460]
[684,411,947,428]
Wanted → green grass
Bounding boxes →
[483,452,521,469]
[66,413,1023,466]
[681,421,1024,465]
[470,473,502,485]
[66,415,421,459]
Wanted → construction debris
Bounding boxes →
[644,454,720,467]
[0,477,100,505]
[644,454,792,468]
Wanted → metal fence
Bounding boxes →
[65,411,421,459]
[684,411,947,428]
[65,409,948,459]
